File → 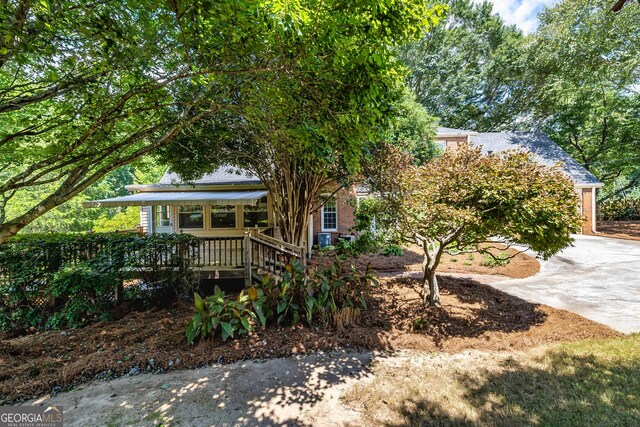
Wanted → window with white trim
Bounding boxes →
[321,198,338,231]
[178,205,204,229]
[435,140,447,155]
[154,206,171,228]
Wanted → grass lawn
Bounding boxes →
[343,334,640,426]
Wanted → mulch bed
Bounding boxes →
[597,220,640,241]
[0,274,617,405]
[309,244,540,279]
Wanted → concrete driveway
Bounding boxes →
[491,235,640,334]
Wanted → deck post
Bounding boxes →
[115,279,124,305]
[244,232,252,286]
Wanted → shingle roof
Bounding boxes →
[436,127,475,136]
[470,132,603,186]
[158,165,260,185]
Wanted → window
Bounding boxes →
[154,206,171,228]
[243,196,269,228]
[178,205,203,229]
[210,205,236,228]
[435,140,447,154]
[321,198,337,231]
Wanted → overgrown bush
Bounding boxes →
[0,232,200,332]
[598,197,640,221]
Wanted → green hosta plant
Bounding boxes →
[185,286,268,344]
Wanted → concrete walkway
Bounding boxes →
[30,350,372,427]
[490,235,640,334]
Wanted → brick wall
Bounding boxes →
[440,136,469,152]
[312,187,358,245]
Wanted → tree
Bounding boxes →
[160,4,445,246]
[525,0,640,194]
[400,0,529,131]
[3,0,439,243]
[363,145,582,306]
[0,0,257,242]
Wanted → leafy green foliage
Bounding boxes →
[381,245,404,257]
[259,259,378,327]
[363,144,582,305]
[401,0,528,131]
[185,287,267,344]
[1,0,445,242]
[185,259,379,343]
[480,252,510,268]
[0,232,200,332]
[45,261,116,329]
[598,197,640,221]
[159,3,445,246]
[525,0,640,188]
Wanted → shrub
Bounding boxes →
[185,286,268,344]
[259,259,378,327]
[45,259,117,329]
[598,197,640,221]
[381,245,404,256]
[0,232,200,332]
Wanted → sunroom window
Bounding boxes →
[210,205,236,228]
[243,196,269,228]
[178,205,203,229]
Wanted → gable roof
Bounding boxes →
[436,127,477,137]
[158,165,260,186]
[470,132,603,187]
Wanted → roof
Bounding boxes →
[158,165,260,186]
[436,127,477,137]
[83,190,268,208]
[470,132,603,187]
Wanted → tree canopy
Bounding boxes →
[160,4,444,245]
[361,145,582,306]
[400,0,529,131]
[526,0,640,194]
[0,0,442,243]
[401,0,640,194]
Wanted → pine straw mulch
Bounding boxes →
[309,244,540,279]
[0,274,618,405]
[597,220,640,241]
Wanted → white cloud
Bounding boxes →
[472,0,560,33]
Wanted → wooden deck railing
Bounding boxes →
[245,232,305,281]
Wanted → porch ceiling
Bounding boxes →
[83,190,268,208]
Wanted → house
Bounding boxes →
[84,128,603,251]
[435,128,604,234]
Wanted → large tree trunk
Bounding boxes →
[261,158,335,247]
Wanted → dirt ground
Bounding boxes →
[310,244,540,279]
[597,220,640,241]
[1,273,617,405]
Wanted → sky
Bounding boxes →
[473,0,561,33]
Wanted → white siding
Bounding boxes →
[140,206,152,234]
